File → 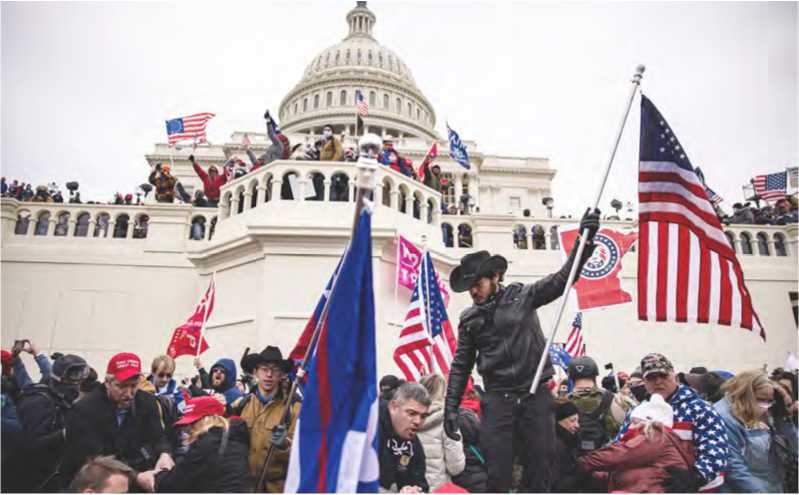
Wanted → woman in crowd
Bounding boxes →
[551,399,585,493]
[418,374,466,491]
[577,394,694,493]
[714,371,784,492]
[136,396,250,493]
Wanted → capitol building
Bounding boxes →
[1,2,796,379]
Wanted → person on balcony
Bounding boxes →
[189,155,226,207]
[245,111,287,172]
[379,140,414,177]
[148,163,177,203]
[319,125,343,161]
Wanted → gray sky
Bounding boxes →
[2,1,796,216]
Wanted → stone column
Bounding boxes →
[67,219,77,237]
[231,196,240,215]
[46,218,56,236]
[243,192,253,210]
[404,194,413,215]
[257,186,267,204]
[390,190,399,209]
[271,179,282,201]
[323,180,331,201]
[348,180,356,202]
[420,200,429,224]
[454,175,463,215]
[469,175,479,213]
[375,184,384,206]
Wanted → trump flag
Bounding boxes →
[559,226,637,311]
[285,210,379,493]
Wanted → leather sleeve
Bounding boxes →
[445,309,479,413]
[525,238,595,309]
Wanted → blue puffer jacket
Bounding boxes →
[210,359,243,405]
[714,397,783,493]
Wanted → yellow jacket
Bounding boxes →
[239,383,301,493]
[319,137,343,161]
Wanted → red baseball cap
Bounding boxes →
[106,352,141,382]
[1,350,13,376]
[174,396,225,426]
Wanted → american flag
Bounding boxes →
[393,252,456,381]
[166,112,215,145]
[564,312,585,357]
[637,95,764,337]
[752,171,787,201]
[704,186,723,206]
[355,90,369,117]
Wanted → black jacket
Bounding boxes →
[61,385,170,484]
[446,242,593,411]
[379,400,429,492]
[552,423,585,493]
[451,408,487,493]
[14,383,72,491]
[155,420,251,493]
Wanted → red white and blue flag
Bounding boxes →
[393,252,457,381]
[752,171,787,202]
[704,186,723,206]
[165,112,215,145]
[564,312,585,358]
[355,90,369,117]
[637,95,764,338]
[285,211,379,493]
[166,278,214,358]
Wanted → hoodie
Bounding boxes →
[210,359,243,405]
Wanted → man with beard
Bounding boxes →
[14,355,89,491]
[443,209,600,492]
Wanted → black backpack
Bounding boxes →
[576,390,614,452]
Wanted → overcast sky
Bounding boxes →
[2,1,796,216]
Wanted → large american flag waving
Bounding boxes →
[637,95,764,338]
[394,252,457,381]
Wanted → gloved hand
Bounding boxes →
[188,154,195,163]
[663,466,705,493]
[271,424,289,450]
[443,409,461,441]
[579,207,601,242]
[264,110,271,121]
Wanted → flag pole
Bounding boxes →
[196,272,215,358]
[394,235,400,322]
[530,65,645,394]
[254,135,380,492]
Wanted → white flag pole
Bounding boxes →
[196,272,215,358]
[530,65,645,394]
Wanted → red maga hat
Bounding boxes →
[106,352,141,382]
[174,396,225,426]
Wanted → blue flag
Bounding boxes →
[447,123,471,169]
[549,343,571,372]
[285,210,379,493]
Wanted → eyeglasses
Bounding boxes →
[256,365,283,375]
[157,372,173,379]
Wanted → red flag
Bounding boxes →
[167,278,215,358]
[396,235,450,306]
[559,226,637,310]
[417,142,438,182]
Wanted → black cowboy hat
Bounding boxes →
[241,346,293,374]
[450,250,508,293]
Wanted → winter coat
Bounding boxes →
[61,385,170,484]
[319,136,343,161]
[192,162,227,201]
[714,397,783,493]
[379,399,429,493]
[154,420,251,493]
[578,426,694,493]
[552,424,584,493]
[451,407,487,493]
[616,384,729,490]
[210,358,244,405]
[238,382,300,493]
[1,391,27,493]
[446,244,590,411]
[148,170,177,202]
[569,386,632,449]
[417,400,465,490]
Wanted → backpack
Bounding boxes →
[575,390,614,452]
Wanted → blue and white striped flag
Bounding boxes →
[549,343,571,372]
[446,123,471,169]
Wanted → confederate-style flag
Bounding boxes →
[167,278,215,358]
[559,226,637,310]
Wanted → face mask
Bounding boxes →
[323,130,332,139]
[631,385,649,403]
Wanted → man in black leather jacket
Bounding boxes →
[443,209,600,492]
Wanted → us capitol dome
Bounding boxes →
[278,1,437,141]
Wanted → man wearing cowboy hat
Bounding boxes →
[443,209,600,492]
[236,346,299,492]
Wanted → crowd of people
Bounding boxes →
[718,198,799,226]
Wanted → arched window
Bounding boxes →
[113,214,130,239]
[756,232,770,256]
[407,102,412,116]
[381,179,392,207]
[303,98,308,112]
[208,216,217,241]
[369,91,376,107]
[189,216,206,240]
[237,188,245,214]
[54,213,70,236]
[368,50,373,66]
[74,213,90,237]
[739,232,753,255]
[531,225,546,250]
[383,94,389,109]
[313,94,320,109]
[396,97,402,114]
[293,102,298,115]
[724,231,736,252]
[264,176,273,203]
[326,91,333,107]
[306,172,325,201]
[132,214,149,239]
[281,172,299,200]
[427,199,435,224]
[250,182,259,209]
[457,224,473,248]
[94,213,110,237]
[550,226,560,250]
[442,223,454,248]
[34,211,51,236]
[221,192,233,218]
[513,224,528,249]
[14,211,30,235]
[330,173,349,202]
[774,233,788,256]
[398,186,408,214]
[412,192,422,220]
[340,90,347,106]
[416,107,421,120]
